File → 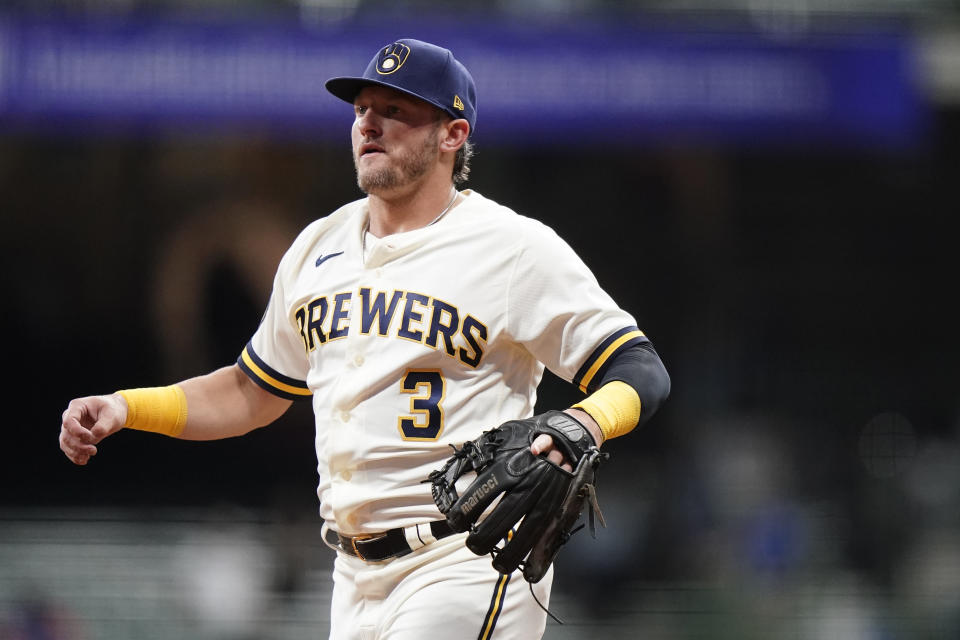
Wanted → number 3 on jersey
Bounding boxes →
[398,369,446,441]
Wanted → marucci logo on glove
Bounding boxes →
[460,476,499,516]
[427,410,607,584]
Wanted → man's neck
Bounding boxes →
[366,178,459,238]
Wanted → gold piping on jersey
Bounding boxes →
[574,327,646,393]
[238,344,311,399]
[478,572,510,640]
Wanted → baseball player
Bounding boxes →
[59,39,670,639]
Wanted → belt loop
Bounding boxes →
[403,523,425,552]
[418,522,439,545]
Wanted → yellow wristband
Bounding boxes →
[572,380,641,441]
[116,385,188,437]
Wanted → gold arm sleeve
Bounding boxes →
[117,385,188,437]
[572,380,642,441]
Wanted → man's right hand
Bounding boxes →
[59,394,128,465]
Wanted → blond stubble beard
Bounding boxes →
[354,124,441,195]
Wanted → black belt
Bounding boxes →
[335,520,457,562]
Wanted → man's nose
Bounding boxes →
[356,109,381,137]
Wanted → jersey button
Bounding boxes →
[340,411,351,423]
[353,355,365,367]
[340,469,352,481]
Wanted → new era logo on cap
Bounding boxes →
[325,38,477,134]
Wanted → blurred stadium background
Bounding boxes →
[2,0,959,638]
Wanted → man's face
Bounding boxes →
[351,85,444,196]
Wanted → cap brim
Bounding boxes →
[325,77,378,104]
[325,76,460,122]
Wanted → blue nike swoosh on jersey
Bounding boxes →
[315,251,345,267]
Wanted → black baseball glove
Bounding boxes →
[426,410,607,583]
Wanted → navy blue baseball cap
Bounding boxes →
[325,39,477,133]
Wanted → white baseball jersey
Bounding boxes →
[238,189,646,535]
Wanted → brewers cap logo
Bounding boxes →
[376,42,411,75]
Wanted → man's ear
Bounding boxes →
[439,119,470,153]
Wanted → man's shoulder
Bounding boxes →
[460,190,555,237]
[460,191,588,271]
[278,198,365,272]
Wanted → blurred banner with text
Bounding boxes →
[0,15,928,146]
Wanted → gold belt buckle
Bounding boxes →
[348,533,379,560]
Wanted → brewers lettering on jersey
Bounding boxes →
[58,38,670,640]
[290,286,487,368]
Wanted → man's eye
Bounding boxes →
[355,106,367,115]
[386,105,401,116]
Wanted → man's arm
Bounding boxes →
[176,364,293,440]
[531,341,671,468]
[59,364,292,465]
